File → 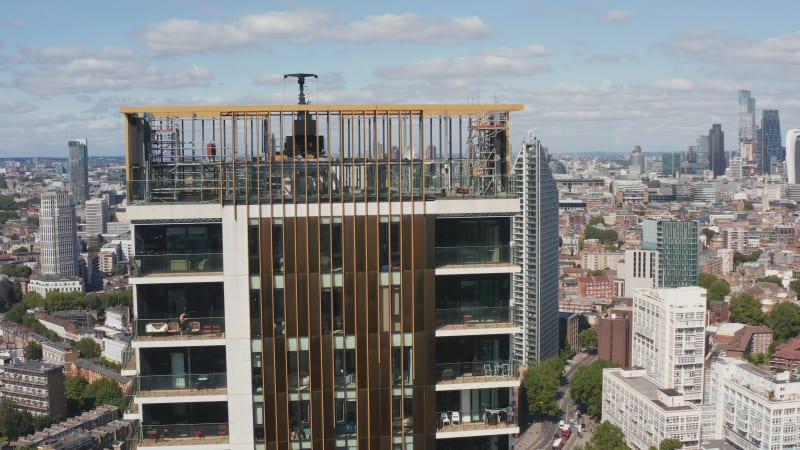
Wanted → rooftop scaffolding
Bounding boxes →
[122,104,523,205]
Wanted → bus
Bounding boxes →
[561,424,572,440]
[552,438,564,449]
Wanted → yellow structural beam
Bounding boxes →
[120,103,524,117]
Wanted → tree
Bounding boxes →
[0,263,32,279]
[588,216,606,227]
[658,438,683,450]
[699,273,731,303]
[745,352,770,366]
[12,246,28,253]
[768,302,800,342]
[701,228,716,243]
[76,338,101,359]
[110,263,128,276]
[757,275,783,285]
[522,357,563,419]
[590,269,606,276]
[0,398,34,440]
[743,200,754,210]
[579,328,598,351]
[24,341,42,360]
[65,376,90,416]
[729,292,765,325]
[577,421,629,450]
[83,378,123,409]
[569,359,618,420]
[734,250,762,267]
[87,245,101,253]
[791,280,800,298]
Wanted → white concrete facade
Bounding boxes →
[632,287,706,401]
[603,368,701,450]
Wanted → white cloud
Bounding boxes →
[11,45,212,95]
[600,10,634,22]
[139,9,489,56]
[650,78,694,91]
[375,45,553,80]
[0,100,37,114]
[659,29,800,82]
[323,13,489,43]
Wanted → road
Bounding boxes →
[512,352,596,450]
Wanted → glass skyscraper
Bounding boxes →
[760,110,782,174]
[68,139,89,204]
[642,219,699,288]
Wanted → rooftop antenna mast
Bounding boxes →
[284,73,318,105]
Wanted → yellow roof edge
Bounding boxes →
[120,103,525,116]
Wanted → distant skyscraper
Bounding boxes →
[512,137,560,364]
[630,145,644,176]
[787,129,800,184]
[40,191,80,277]
[84,198,108,235]
[709,124,725,178]
[662,152,681,176]
[760,110,782,174]
[643,219,699,288]
[738,90,756,165]
[68,139,89,204]
[695,135,709,171]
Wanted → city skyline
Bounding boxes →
[0,1,799,157]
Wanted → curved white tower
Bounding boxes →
[787,129,800,184]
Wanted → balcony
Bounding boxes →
[133,317,225,341]
[136,373,227,397]
[141,423,229,446]
[131,253,223,277]
[435,245,511,267]
[436,307,512,330]
[436,407,518,439]
[436,360,519,388]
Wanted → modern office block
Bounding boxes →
[68,139,89,205]
[642,219,699,288]
[122,103,529,450]
[511,137,560,364]
[85,198,109,235]
[787,129,800,184]
[621,249,658,297]
[632,287,706,401]
[709,124,726,178]
[760,110,782,174]
[738,90,756,165]
[39,191,80,278]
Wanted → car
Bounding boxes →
[570,419,578,425]
[558,420,565,427]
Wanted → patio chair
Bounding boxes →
[451,411,461,425]
[440,412,450,427]
[189,321,201,333]
[167,322,180,333]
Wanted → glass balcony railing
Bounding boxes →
[133,316,225,339]
[436,360,518,383]
[435,245,511,266]
[435,307,511,328]
[131,253,223,276]
[436,407,517,431]
[142,423,229,443]
[137,373,227,392]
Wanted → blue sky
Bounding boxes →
[1,1,799,157]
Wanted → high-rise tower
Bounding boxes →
[709,124,725,178]
[40,191,80,277]
[122,103,529,449]
[511,137,560,365]
[787,129,800,184]
[68,139,89,204]
[642,219,699,288]
[759,110,782,174]
[738,90,756,167]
